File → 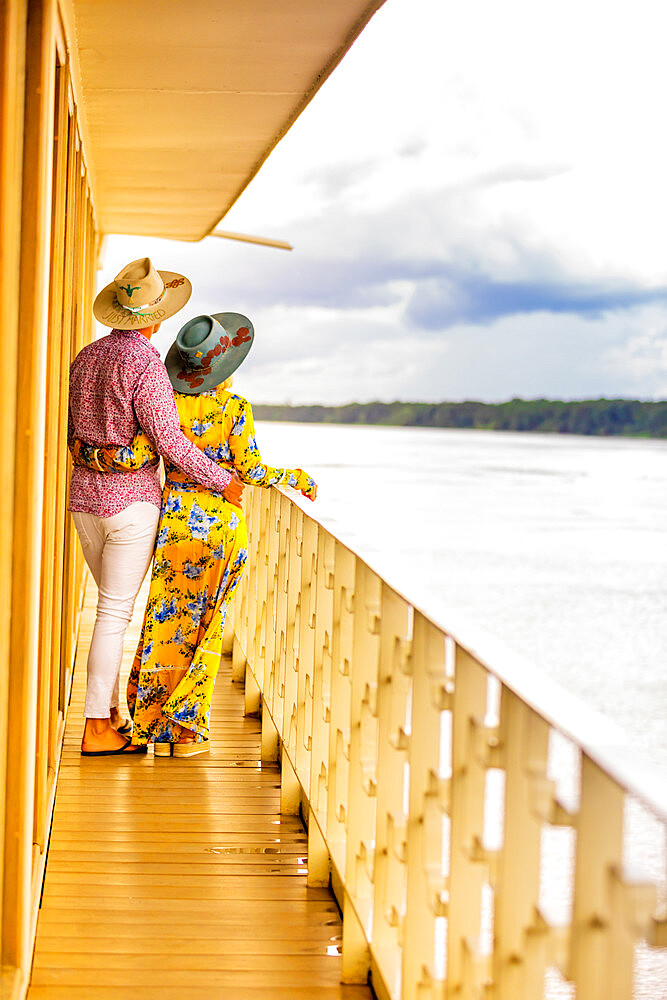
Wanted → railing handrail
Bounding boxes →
[286,489,667,823]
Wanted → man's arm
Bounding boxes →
[134,362,235,496]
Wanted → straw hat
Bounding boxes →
[93,257,192,329]
[165,313,254,394]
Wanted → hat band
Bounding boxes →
[180,331,232,372]
[120,287,166,314]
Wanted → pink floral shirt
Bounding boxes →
[68,329,232,516]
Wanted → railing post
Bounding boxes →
[342,893,371,985]
[280,745,300,815]
[307,806,330,887]
[261,708,279,764]
[244,664,260,716]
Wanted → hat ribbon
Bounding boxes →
[119,287,166,314]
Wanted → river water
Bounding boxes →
[256,420,666,998]
[257,421,666,763]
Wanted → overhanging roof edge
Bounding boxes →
[61,0,387,243]
[199,0,388,242]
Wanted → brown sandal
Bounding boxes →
[81,739,147,757]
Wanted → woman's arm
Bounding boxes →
[227,398,317,499]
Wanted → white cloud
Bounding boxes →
[101,0,667,404]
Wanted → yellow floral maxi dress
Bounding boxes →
[71,388,316,745]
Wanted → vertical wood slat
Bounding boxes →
[58,103,80,712]
[296,513,317,795]
[260,489,281,762]
[569,756,626,999]
[33,47,67,851]
[45,54,70,782]
[445,646,489,994]
[493,689,551,998]
[234,487,254,694]
[264,489,281,714]
[0,0,27,964]
[3,0,56,974]
[310,526,334,819]
[252,492,270,697]
[345,561,382,940]
[230,486,251,681]
[273,491,290,734]
[371,583,412,996]
[240,489,261,716]
[282,498,302,759]
[403,613,448,999]
[327,541,355,863]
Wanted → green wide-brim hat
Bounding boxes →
[165,312,254,394]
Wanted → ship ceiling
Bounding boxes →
[64,0,385,240]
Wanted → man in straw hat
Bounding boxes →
[68,257,244,756]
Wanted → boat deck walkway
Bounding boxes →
[27,578,373,1000]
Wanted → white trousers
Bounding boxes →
[72,502,159,718]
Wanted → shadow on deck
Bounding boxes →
[27,579,373,1000]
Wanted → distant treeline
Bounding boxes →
[253,398,667,437]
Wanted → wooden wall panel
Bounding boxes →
[1,4,97,993]
[3,0,56,974]
[0,0,27,971]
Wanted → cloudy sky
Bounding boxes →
[102,0,667,405]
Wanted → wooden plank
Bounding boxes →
[48,850,308,864]
[37,902,340,920]
[27,987,370,1000]
[48,832,306,846]
[33,953,344,972]
[48,820,303,833]
[30,967,349,987]
[35,912,342,931]
[34,937,340,955]
[44,865,308,879]
[41,884,329,901]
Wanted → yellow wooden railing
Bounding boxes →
[230,485,666,1000]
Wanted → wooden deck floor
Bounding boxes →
[28,578,373,1000]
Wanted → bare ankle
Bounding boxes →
[85,717,111,736]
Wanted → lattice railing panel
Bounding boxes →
[232,487,666,1000]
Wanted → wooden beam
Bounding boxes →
[209,230,293,251]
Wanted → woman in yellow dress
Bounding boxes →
[72,312,316,757]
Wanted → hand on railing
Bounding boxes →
[289,469,317,500]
